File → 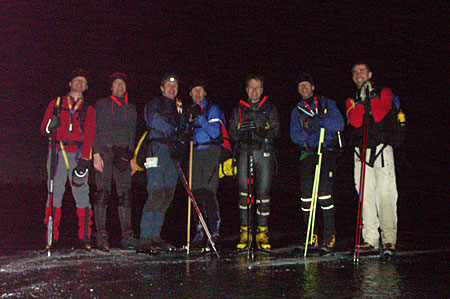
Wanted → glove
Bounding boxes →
[113,146,134,172]
[240,120,257,132]
[188,104,202,122]
[361,80,375,96]
[169,147,182,164]
[305,115,323,133]
[72,158,90,187]
[357,80,375,101]
[46,115,61,135]
[174,128,191,148]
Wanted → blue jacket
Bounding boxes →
[191,99,224,150]
[144,96,182,142]
[290,96,344,154]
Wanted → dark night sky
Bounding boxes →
[1,1,449,183]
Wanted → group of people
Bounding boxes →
[41,61,398,257]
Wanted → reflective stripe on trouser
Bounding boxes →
[256,198,270,226]
[46,150,91,209]
[354,144,398,246]
[301,195,335,240]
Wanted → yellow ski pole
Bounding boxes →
[304,127,325,257]
[186,140,194,254]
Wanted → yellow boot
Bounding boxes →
[256,226,271,251]
[236,226,252,250]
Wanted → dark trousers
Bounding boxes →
[140,142,178,239]
[299,151,336,242]
[191,147,221,234]
[95,146,131,196]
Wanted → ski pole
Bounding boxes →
[354,114,369,262]
[186,140,193,254]
[297,105,315,117]
[46,133,57,256]
[174,160,220,258]
[304,127,325,257]
[46,98,61,257]
[162,133,220,258]
[246,134,254,258]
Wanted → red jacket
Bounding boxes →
[346,87,392,128]
[41,96,96,159]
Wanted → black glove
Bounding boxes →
[46,115,61,135]
[174,128,191,148]
[169,148,182,164]
[188,104,202,122]
[240,120,257,132]
[72,158,90,187]
[113,146,133,172]
[305,115,323,133]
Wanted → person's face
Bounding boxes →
[352,64,372,88]
[160,81,179,100]
[190,86,206,104]
[246,79,263,103]
[111,78,127,97]
[69,76,88,94]
[298,81,315,100]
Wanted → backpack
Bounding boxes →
[381,93,406,148]
[197,102,235,178]
[201,102,232,163]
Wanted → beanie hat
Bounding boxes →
[189,78,207,92]
[296,72,314,86]
[70,68,88,82]
[110,72,128,86]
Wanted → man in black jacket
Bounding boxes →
[92,72,138,251]
[229,74,280,251]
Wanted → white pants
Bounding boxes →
[354,144,398,246]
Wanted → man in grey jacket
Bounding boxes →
[92,72,138,251]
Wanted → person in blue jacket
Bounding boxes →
[290,73,344,254]
[186,79,225,250]
[139,74,184,250]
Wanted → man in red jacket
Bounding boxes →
[346,62,398,257]
[41,68,96,250]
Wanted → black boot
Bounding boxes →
[118,191,138,248]
[96,231,110,252]
[94,191,109,233]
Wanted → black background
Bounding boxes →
[1,1,448,189]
